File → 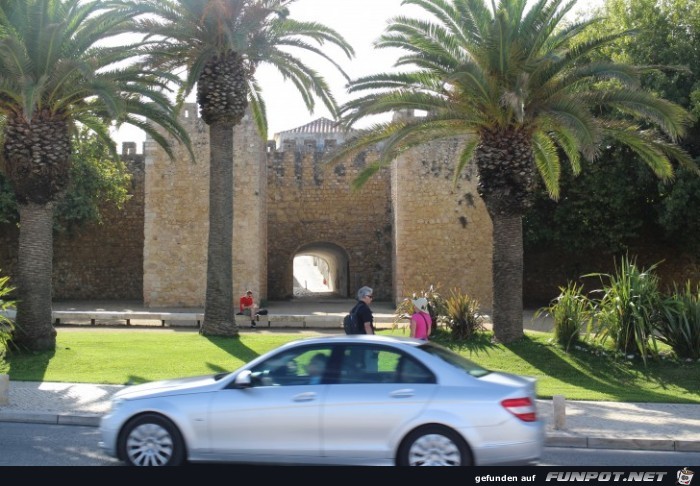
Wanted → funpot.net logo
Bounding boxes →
[545,472,669,482]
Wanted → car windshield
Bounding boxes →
[418,342,491,378]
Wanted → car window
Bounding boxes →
[249,346,333,386]
[396,355,435,384]
[418,342,491,377]
[338,345,435,385]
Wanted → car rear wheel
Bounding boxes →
[398,425,472,466]
[119,413,185,466]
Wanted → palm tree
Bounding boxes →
[129,0,354,337]
[0,0,192,351]
[327,0,695,343]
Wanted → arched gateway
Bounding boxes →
[139,106,493,309]
[290,243,350,298]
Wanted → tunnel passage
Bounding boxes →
[271,242,350,300]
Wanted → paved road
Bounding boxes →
[2,421,699,466]
[1,380,700,452]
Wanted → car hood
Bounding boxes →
[113,374,225,401]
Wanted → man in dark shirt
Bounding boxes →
[355,286,374,334]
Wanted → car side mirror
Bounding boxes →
[233,370,252,388]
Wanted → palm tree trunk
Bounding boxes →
[13,202,56,351]
[491,213,524,343]
[201,122,238,337]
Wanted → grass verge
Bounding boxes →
[1,327,698,403]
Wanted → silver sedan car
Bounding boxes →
[99,334,544,466]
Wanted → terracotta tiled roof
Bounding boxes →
[279,117,343,134]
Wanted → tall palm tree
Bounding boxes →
[0,0,192,351]
[327,0,695,343]
[130,0,354,337]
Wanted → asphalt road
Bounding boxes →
[1,422,699,467]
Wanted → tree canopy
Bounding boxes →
[524,0,700,254]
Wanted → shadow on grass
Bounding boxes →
[114,334,264,385]
[4,327,262,384]
[423,329,700,403]
[430,329,495,356]
[503,334,700,403]
[4,347,55,381]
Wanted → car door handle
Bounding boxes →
[390,389,415,398]
[293,392,318,402]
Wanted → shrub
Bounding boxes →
[443,288,485,340]
[585,254,663,364]
[535,281,592,351]
[656,281,700,360]
[0,270,16,358]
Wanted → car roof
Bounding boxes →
[285,334,424,347]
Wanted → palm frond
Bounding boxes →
[532,131,561,199]
[600,90,692,141]
[247,78,268,142]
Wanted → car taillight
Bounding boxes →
[501,397,537,422]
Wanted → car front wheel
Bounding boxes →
[119,413,185,466]
[398,425,472,466]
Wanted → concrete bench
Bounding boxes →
[1,309,391,330]
[252,314,394,330]
[251,314,341,329]
[0,309,203,327]
[0,309,204,327]
[51,311,204,327]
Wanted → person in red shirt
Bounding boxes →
[239,290,259,328]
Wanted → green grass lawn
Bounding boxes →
[2,327,698,404]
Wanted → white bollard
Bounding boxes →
[553,394,566,430]
[0,373,9,406]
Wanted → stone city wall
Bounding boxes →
[2,104,696,310]
[142,104,267,307]
[0,154,144,300]
[391,139,493,310]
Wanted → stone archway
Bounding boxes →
[293,242,350,298]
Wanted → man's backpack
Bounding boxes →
[343,303,362,335]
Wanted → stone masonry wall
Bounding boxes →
[267,145,393,300]
[53,156,145,299]
[392,140,493,310]
[143,104,267,307]
[0,155,144,299]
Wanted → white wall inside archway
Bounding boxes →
[292,243,350,298]
[293,255,332,296]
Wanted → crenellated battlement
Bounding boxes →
[266,136,343,154]
[177,103,200,123]
[266,140,385,189]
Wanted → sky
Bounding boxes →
[113,0,604,149]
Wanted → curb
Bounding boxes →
[2,411,699,453]
[545,435,700,452]
[0,411,101,427]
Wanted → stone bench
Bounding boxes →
[251,315,393,329]
[0,309,391,330]
[52,311,205,327]
[0,309,203,327]
[249,314,342,329]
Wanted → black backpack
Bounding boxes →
[343,303,362,334]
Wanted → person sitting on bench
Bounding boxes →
[239,290,259,328]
